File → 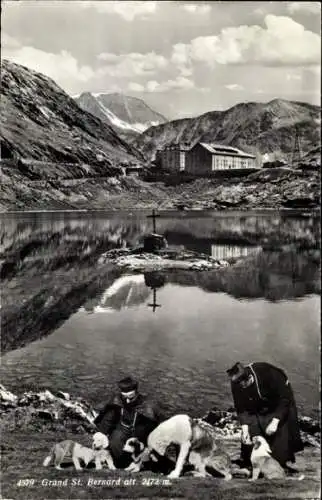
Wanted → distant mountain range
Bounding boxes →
[132,99,321,161]
[74,92,167,139]
[0,60,143,168]
[0,59,320,179]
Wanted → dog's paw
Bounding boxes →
[167,470,180,479]
[191,471,206,478]
[125,463,141,473]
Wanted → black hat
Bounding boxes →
[226,362,249,382]
[118,376,138,392]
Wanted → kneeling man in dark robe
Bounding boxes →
[94,376,164,468]
[227,362,304,472]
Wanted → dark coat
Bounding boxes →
[231,362,304,465]
[94,393,164,468]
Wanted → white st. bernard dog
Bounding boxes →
[124,414,233,479]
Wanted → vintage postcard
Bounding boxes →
[0,1,320,499]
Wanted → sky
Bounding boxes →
[1,0,321,119]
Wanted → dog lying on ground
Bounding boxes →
[250,436,304,481]
[43,436,115,471]
[124,414,233,479]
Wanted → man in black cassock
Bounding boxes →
[94,376,164,468]
[227,362,304,471]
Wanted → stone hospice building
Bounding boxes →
[156,142,258,174]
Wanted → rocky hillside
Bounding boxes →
[133,99,320,161]
[0,60,143,169]
[0,165,320,211]
[75,92,167,138]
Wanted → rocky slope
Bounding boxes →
[1,164,319,211]
[133,99,320,161]
[75,92,166,138]
[0,60,143,169]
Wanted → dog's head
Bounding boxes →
[252,435,272,455]
[123,437,144,457]
[92,432,109,450]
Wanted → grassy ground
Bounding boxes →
[1,431,320,500]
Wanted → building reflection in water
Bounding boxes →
[211,244,261,260]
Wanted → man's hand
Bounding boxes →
[265,418,280,436]
[241,424,252,445]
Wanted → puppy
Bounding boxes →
[92,432,116,470]
[123,437,175,475]
[123,437,146,462]
[188,419,232,480]
[43,440,102,470]
[250,436,304,481]
[125,414,193,478]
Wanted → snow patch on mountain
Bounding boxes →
[96,100,144,133]
[74,92,167,136]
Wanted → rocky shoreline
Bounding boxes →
[1,385,320,449]
[0,164,320,211]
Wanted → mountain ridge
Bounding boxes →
[132,98,320,161]
[0,59,143,168]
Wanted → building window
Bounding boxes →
[180,151,185,171]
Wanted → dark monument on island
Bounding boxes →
[143,209,168,253]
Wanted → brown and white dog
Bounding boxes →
[188,418,232,480]
[43,439,112,470]
[124,414,233,479]
[123,437,147,461]
[250,436,304,481]
[123,437,177,475]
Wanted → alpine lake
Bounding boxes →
[1,210,320,419]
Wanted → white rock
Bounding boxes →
[0,384,17,403]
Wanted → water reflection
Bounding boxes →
[82,275,149,313]
[0,212,320,418]
[0,212,320,355]
[210,244,260,260]
[81,272,165,314]
[145,272,164,312]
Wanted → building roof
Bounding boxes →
[198,143,256,158]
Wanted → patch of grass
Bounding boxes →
[1,431,320,500]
